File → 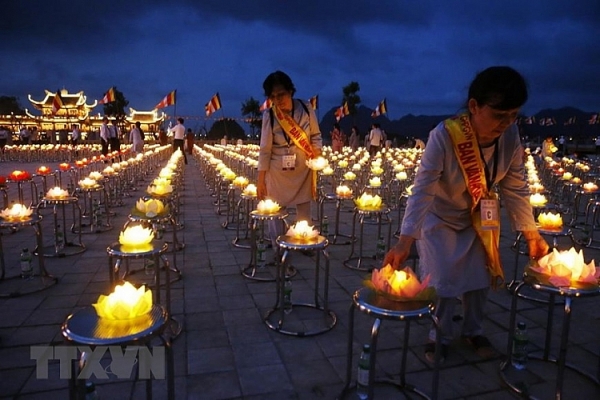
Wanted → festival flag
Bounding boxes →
[98,87,116,104]
[564,116,577,125]
[589,113,599,125]
[51,90,64,115]
[371,99,387,117]
[308,95,319,110]
[259,98,272,112]
[545,117,555,126]
[334,102,349,122]
[155,90,176,109]
[205,93,222,117]
[524,116,535,124]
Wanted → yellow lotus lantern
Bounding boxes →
[352,163,362,171]
[338,160,349,168]
[529,248,600,287]
[406,185,414,195]
[256,199,281,214]
[242,184,257,197]
[321,166,334,176]
[529,182,545,193]
[221,169,236,181]
[562,172,573,181]
[370,265,432,298]
[355,193,383,211]
[88,171,103,181]
[0,203,33,221]
[343,171,357,181]
[370,166,384,176]
[78,177,98,189]
[395,171,408,181]
[571,177,581,184]
[529,193,547,207]
[102,166,116,176]
[46,187,70,199]
[369,177,382,187]
[537,212,563,231]
[306,156,329,171]
[232,176,249,188]
[286,220,319,241]
[135,198,167,218]
[119,225,155,252]
[92,281,153,320]
[583,182,598,192]
[159,168,174,179]
[147,182,173,196]
[336,185,353,198]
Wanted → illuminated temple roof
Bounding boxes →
[28,89,97,115]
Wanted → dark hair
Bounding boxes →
[177,117,184,124]
[263,70,296,97]
[467,66,528,110]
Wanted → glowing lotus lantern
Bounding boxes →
[336,185,353,198]
[321,166,334,176]
[571,177,582,184]
[355,193,383,211]
[306,157,329,171]
[529,182,545,193]
[78,177,97,189]
[343,171,357,181]
[92,281,153,320]
[562,172,573,181]
[232,176,249,188]
[242,184,257,197]
[286,220,319,240]
[370,265,432,298]
[159,168,174,179]
[46,187,70,199]
[529,248,600,287]
[221,169,236,181]
[352,163,362,171]
[36,166,51,175]
[88,171,103,181]
[0,176,5,186]
[537,212,563,231]
[0,203,33,221]
[583,182,598,192]
[119,225,155,252]
[75,160,85,168]
[135,198,166,217]
[338,160,348,168]
[147,182,173,196]
[406,185,414,195]
[8,170,31,181]
[256,199,281,214]
[396,171,408,181]
[529,193,547,207]
[102,166,116,176]
[59,163,71,171]
[369,177,382,187]
[370,166,384,176]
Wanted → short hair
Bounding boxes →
[467,66,528,110]
[263,70,296,97]
[177,117,184,124]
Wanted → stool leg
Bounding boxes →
[343,304,356,393]
[368,318,382,399]
[556,297,572,398]
[400,320,410,386]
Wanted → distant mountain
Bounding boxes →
[318,105,600,143]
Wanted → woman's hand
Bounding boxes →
[526,236,550,260]
[383,235,415,270]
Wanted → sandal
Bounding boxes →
[424,342,448,364]
[464,335,498,359]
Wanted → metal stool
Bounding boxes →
[344,207,392,271]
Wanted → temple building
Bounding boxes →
[0,89,165,142]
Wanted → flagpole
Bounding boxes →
[219,108,230,141]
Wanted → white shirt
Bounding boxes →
[72,128,80,141]
[170,123,185,140]
[369,128,382,146]
[129,127,143,146]
[100,123,110,141]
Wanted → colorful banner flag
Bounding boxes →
[205,93,222,117]
[334,102,349,122]
[564,116,577,125]
[259,98,272,112]
[51,90,64,115]
[371,99,387,117]
[308,95,318,110]
[524,116,535,124]
[98,87,116,104]
[589,113,599,125]
[155,90,176,109]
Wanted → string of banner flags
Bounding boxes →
[50,87,600,126]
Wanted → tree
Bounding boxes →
[102,87,129,124]
[0,96,26,115]
[241,97,261,138]
[342,81,361,123]
[207,118,246,140]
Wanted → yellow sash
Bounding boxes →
[272,104,318,199]
[445,113,504,289]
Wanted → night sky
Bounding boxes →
[1,1,599,128]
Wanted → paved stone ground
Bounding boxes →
[0,150,599,399]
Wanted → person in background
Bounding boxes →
[109,119,121,155]
[541,136,556,160]
[368,123,383,156]
[0,126,8,160]
[129,121,144,155]
[384,66,549,364]
[169,117,188,164]
[99,117,110,156]
[258,70,322,248]
[331,123,344,153]
[71,124,80,146]
[158,128,168,146]
[19,126,31,145]
[348,125,360,151]
[186,128,194,155]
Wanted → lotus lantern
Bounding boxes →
[343,171,357,181]
[396,171,408,181]
[306,156,329,171]
[92,281,153,320]
[370,265,431,298]
[562,172,573,181]
[530,247,600,287]
[529,193,547,207]
[36,166,51,175]
[147,181,173,196]
[338,160,348,168]
[88,171,103,181]
[369,177,382,187]
[583,182,598,192]
[537,212,563,231]
[242,184,257,197]
[232,176,249,188]
[0,203,33,221]
[78,177,97,189]
[135,198,166,218]
[286,220,319,240]
[336,185,353,198]
[321,166,334,176]
[46,187,70,199]
[256,199,280,214]
[529,182,545,193]
[9,170,31,181]
[119,225,155,252]
[355,193,383,211]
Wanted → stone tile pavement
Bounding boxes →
[0,152,599,399]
